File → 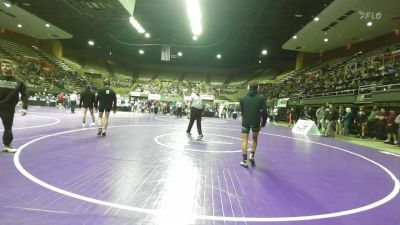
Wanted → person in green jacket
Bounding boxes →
[239,82,268,168]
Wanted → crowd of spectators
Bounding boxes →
[281,103,400,147]
[15,56,97,93]
[260,43,400,103]
[134,80,219,97]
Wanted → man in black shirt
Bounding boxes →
[95,79,117,136]
[0,59,28,153]
[79,85,96,127]
[324,104,338,137]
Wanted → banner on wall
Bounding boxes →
[277,98,290,108]
[200,95,215,100]
[131,91,141,97]
[148,94,161,100]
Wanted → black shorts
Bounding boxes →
[241,125,260,133]
[98,108,111,113]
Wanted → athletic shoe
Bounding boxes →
[198,134,204,139]
[384,139,391,144]
[3,145,17,153]
[240,160,248,168]
[102,130,106,136]
[186,131,192,136]
[90,122,95,126]
[82,123,86,128]
[249,154,255,165]
[97,128,102,136]
[394,140,398,145]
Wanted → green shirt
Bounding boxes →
[368,109,379,121]
[239,90,268,127]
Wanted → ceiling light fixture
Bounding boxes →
[17,24,22,28]
[216,54,221,59]
[314,17,320,22]
[139,49,144,54]
[293,35,297,39]
[367,21,373,27]
[177,52,183,57]
[145,33,150,38]
[88,40,95,46]
[192,35,198,41]
[258,60,262,64]
[4,2,11,7]
[261,49,268,55]
[185,0,202,36]
[45,24,50,28]
[324,38,328,42]
[129,16,146,34]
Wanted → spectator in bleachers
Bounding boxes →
[384,109,398,145]
[315,105,325,130]
[395,113,400,146]
[324,104,338,137]
[367,106,379,138]
[336,106,344,135]
[355,106,368,138]
[342,107,353,136]
[375,108,387,140]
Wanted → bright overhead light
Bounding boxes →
[4,2,11,7]
[324,38,328,42]
[45,24,50,28]
[88,40,95,46]
[192,35,198,41]
[216,54,221,59]
[367,21,373,27]
[258,60,262,64]
[109,51,112,55]
[17,24,22,28]
[129,16,146,34]
[314,17,319,22]
[139,49,144,54]
[293,35,297,39]
[185,0,202,36]
[145,33,150,38]
[261,49,268,55]
[177,52,183,57]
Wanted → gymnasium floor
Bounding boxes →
[0,106,399,225]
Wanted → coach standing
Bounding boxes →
[0,59,28,153]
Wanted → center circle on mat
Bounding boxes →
[10,115,60,130]
[154,133,245,153]
[14,125,400,222]
[155,116,228,124]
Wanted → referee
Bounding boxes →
[186,88,203,138]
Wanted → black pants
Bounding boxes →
[187,107,202,135]
[0,107,15,146]
[70,101,77,113]
[367,120,376,138]
[177,107,182,117]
